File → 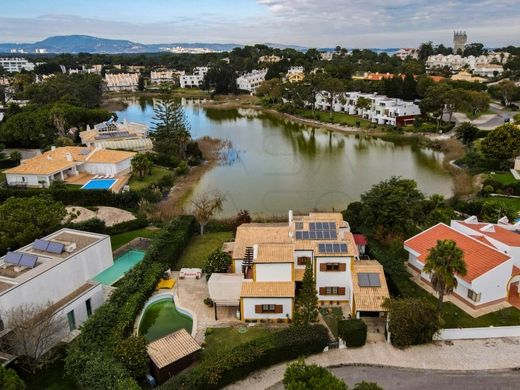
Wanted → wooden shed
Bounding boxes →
[147,328,201,383]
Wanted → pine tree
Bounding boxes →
[151,94,191,160]
[293,261,319,326]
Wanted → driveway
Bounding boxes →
[269,366,520,390]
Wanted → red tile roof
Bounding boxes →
[404,223,511,282]
[513,266,520,277]
[353,234,368,246]
[456,221,520,247]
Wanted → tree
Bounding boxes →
[383,298,441,347]
[455,122,479,146]
[423,239,467,312]
[0,365,25,390]
[114,336,149,379]
[481,123,520,161]
[418,41,434,61]
[496,80,516,106]
[232,209,252,236]
[152,94,191,161]
[191,190,225,235]
[0,195,67,254]
[463,90,490,118]
[293,262,319,326]
[204,249,232,278]
[9,150,22,162]
[320,76,344,120]
[283,358,347,390]
[137,75,145,92]
[131,153,153,178]
[355,96,371,110]
[256,78,283,104]
[481,199,517,223]
[6,303,64,373]
[353,383,383,390]
[202,63,238,94]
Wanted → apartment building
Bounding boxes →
[315,91,421,126]
[236,69,268,93]
[0,57,35,72]
[0,229,113,349]
[405,216,520,311]
[229,211,389,321]
[426,52,509,76]
[104,73,139,92]
[150,70,185,84]
[179,67,209,88]
[395,48,419,60]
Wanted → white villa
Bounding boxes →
[80,118,152,151]
[236,69,268,93]
[259,55,281,63]
[315,91,421,127]
[405,216,520,312]
[4,146,135,190]
[395,48,419,60]
[104,73,139,92]
[0,228,113,348]
[426,52,509,76]
[213,212,389,321]
[0,58,35,73]
[179,67,209,88]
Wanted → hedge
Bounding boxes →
[64,215,195,389]
[106,217,149,235]
[161,325,330,389]
[338,319,367,348]
[65,217,149,236]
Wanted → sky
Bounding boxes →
[1,0,519,48]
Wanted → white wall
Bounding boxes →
[242,297,293,320]
[81,162,117,176]
[315,256,352,301]
[472,259,515,304]
[435,326,520,340]
[233,259,243,274]
[6,174,48,187]
[255,263,292,282]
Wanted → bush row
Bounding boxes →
[338,319,367,348]
[161,325,330,390]
[65,216,149,235]
[64,216,195,390]
[481,177,520,196]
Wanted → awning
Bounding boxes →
[207,273,244,306]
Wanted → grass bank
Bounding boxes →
[110,227,160,250]
[175,231,232,270]
[128,165,172,191]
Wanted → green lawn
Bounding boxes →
[203,326,271,358]
[484,196,520,213]
[489,172,517,186]
[110,227,160,250]
[175,231,233,270]
[128,165,173,191]
[296,109,372,128]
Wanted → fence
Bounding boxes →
[434,326,520,341]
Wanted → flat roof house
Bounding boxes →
[230,211,389,321]
[0,228,113,352]
[3,146,135,191]
[80,118,152,152]
[404,220,519,312]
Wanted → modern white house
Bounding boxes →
[229,211,389,321]
[80,118,152,151]
[395,48,419,60]
[236,69,268,93]
[320,51,335,61]
[104,73,139,92]
[404,218,520,311]
[315,91,421,126]
[0,228,113,348]
[179,67,209,88]
[4,146,135,189]
[0,58,35,72]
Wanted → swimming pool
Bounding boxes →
[138,296,193,342]
[94,249,145,285]
[81,178,117,190]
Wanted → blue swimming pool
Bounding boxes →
[94,250,146,285]
[81,179,117,190]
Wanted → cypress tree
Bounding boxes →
[293,261,319,326]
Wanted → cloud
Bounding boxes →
[0,1,519,47]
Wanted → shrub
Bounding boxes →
[114,336,149,379]
[106,217,149,235]
[162,325,330,389]
[383,298,441,347]
[204,249,231,279]
[0,365,25,390]
[283,358,347,390]
[66,217,107,234]
[176,160,189,175]
[337,319,367,348]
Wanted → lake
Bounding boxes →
[116,97,453,217]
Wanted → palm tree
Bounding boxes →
[131,154,147,178]
[423,239,467,313]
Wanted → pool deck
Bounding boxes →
[64,173,131,193]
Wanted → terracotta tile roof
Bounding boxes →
[456,221,520,247]
[353,260,390,312]
[404,223,511,282]
[84,149,135,163]
[513,266,520,277]
[294,268,305,281]
[147,328,201,369]
[232,223,291,259]
[255,243,294,263]
[353,234,368,246]
[241,281,295,297]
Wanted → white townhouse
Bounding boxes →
[236,69,268,93]
[258,55,281,63]
[4,146,135,190]
[405,217,520,311]
[395,48,419,60]
[150,69,185,84]
[0,228,113,349]
[179,67,209,88]
[0,58,35,72]
[104,73,139,92]
[231,211,389,321]
[315,91,420,127]
[426,52,510,75]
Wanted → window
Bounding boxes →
[67,310,76,331]
[85,298,92,317]
[297,256,310,265]
[320,286,346,296]
[262,304,276,313]
[467,289,481,302]
[325,287,339,295]
[326,263,340,271]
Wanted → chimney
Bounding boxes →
[65,152,73,162]
[288,210,293,226]
[51,146,56,151]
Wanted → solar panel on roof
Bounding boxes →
[5,251,22,265]
[46,242,64,254]
[33,239,50,251]
[19,254,38,268]
[310,231,317,239]
[329,222,336,229]
[330,231,337,239]
[323,231,330,239]
[333,243,341,252]
[295,231,303,240]
[358,273,370,287]
[318,243,326,252]
[79,149,90,155]
[302,231,310,240]
[339,243,347,252]
[358,272,381,287]
[368,273,381,287]
[325,243,333,253]
[316,231,323,239]
[316,222,323,229]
